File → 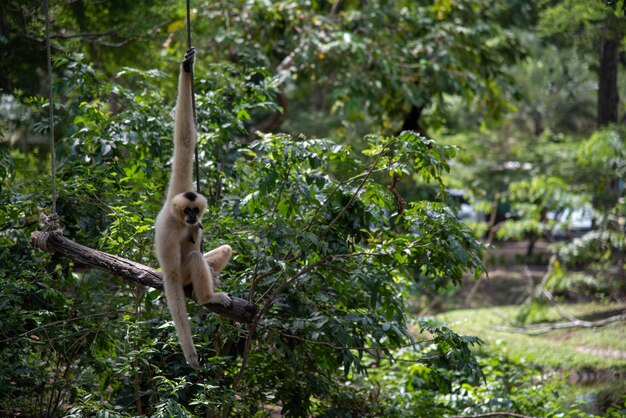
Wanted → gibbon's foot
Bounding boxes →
[183,47,195,73]
[201,291,231,307]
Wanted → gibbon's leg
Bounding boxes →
[204,244,232,274]
[183,251,231,307]
[162,266,201,369]
[157,244,200,368]
[203,244,232,287]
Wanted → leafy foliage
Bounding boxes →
[2,0,625,416]
[0,49,490,415]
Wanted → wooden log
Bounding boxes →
[31,228,257,324]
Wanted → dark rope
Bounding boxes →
[185,0,200,194]
[44,0,58,215]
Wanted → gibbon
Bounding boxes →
[155,48,232,369]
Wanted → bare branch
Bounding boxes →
[450,413,535,418]
[495,311,626,335]
[50,30,116,39]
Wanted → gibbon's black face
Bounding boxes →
[171,192,207,226]
[183,206,200,225]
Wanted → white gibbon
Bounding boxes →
[155,47,232,369]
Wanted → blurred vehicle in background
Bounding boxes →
[448,189,486,223]
[548,205,594,240]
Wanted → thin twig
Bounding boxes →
[301,167,386,234]
[50,30,116,39]
[320,145,387,239]
[232,142,391,389]
[274,330,427,356]
[231,249,388,390]
[21,24,163,48]
[231,256,329,390]
[0,311,124,344]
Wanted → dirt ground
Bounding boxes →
[457,240,550,308]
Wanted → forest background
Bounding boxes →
[1,0,625,417]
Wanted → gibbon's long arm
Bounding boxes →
[167,48,196,201]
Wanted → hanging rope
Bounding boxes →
[44,0,58,215]
[185,0,201,194]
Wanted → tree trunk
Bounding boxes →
[400,105,425,135]
[597,33,623,280]
[597,37,620,126]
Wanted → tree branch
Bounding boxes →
[20,24,164,48]
[450,413,534,418]
[31,225,257,324]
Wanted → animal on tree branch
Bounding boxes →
[154,47,243,368]
[30,218,256,324]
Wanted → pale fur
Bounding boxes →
[155,51,231,369]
